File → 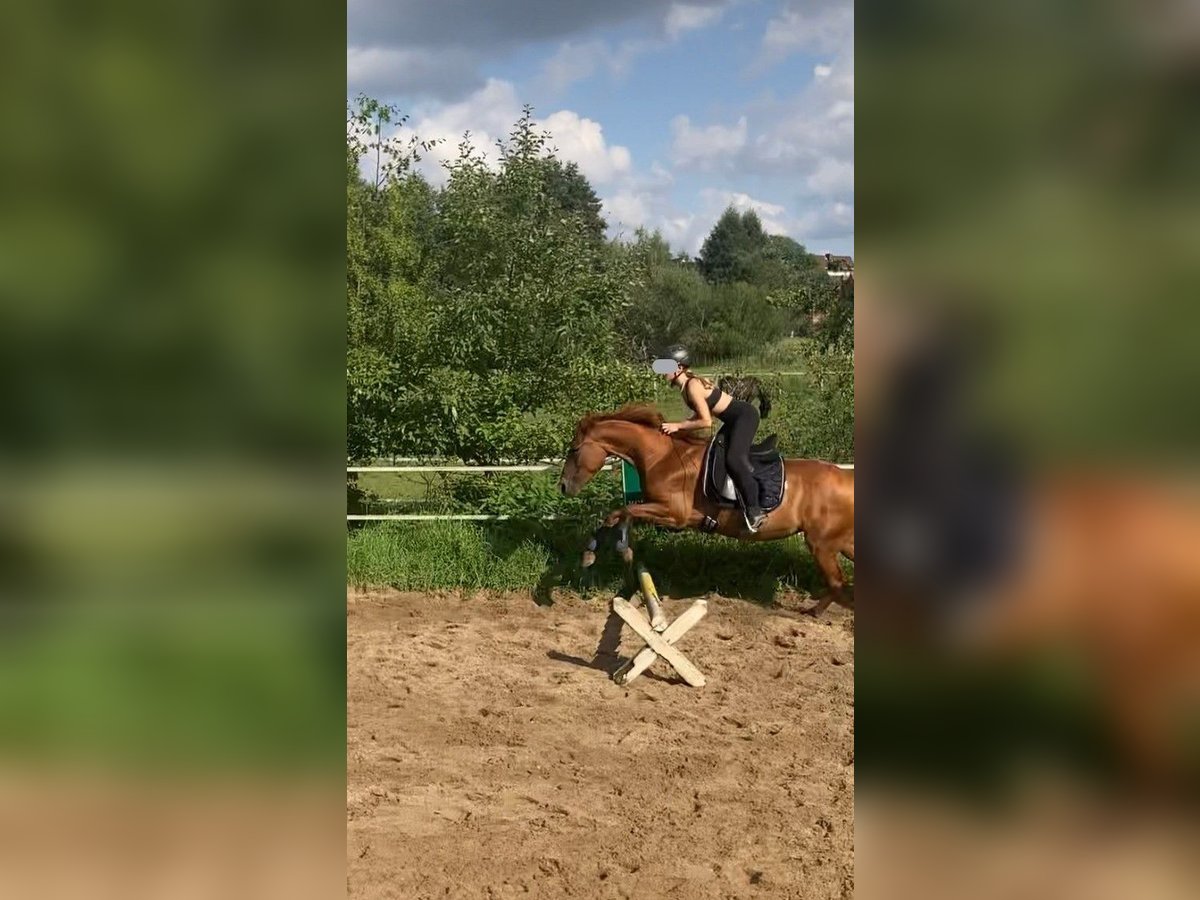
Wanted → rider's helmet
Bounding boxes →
[665,344,691,368]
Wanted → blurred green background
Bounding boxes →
[0,4,346,774]
[856,0,1200,801]
[858,0,1200,468]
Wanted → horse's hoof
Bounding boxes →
[582,551,596,568]
[620,547,634,564]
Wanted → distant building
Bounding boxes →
[820,252,854,278]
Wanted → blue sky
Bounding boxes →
[348,1,853,256]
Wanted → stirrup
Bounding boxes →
[743,508,766,533]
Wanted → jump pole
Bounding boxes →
[610,595,708,688]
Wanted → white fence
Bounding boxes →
[347,460,852,523]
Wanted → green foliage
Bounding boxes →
[347,100,656,462]
[707,343,853,464]
[451,469,622,520]
[346,96,854,474]
[767,270,855,352]
[755,234,820,289]
[693,282,789,362]
[698,207,767,285]
[697,207,823,291]
[619,229,794,364]
[781,348,855,462]
[538,158,607,242]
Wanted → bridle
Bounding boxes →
[566,438,608,473]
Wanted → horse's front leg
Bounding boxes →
[581,503,695,568]
[603,502,696,562]
[580,517,633,568]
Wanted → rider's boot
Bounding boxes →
[743,505,767,533]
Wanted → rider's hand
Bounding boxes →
[661,422,681,435]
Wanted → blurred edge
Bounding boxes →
[858,1,1200,898]
[0,3,346,898]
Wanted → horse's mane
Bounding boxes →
[576,404,710,445]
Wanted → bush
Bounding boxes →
[347,102,656,462]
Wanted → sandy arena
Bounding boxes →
[347,588,854,899]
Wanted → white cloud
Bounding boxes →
[375,80,635,189]
[805,157,854,196]
[669,1,853,199]
[349,0,726,50]
[603,191,654,232]
[349,0,733,101]
[670,115,748,169]
[649,162,675,185]
[599,159,685,242]
[761,2,853,64]
[350,1,853,257]
[606,185,817,258]
[747,50,853,178]
[665,2,725,39]
[540,41,608,95]
[793,200,854,250]
[538,39,648,96]
[541,110,633,184]
[599,164,853,258]
[535,2,728,95]
[698,189,793,241]
[347,45,482,99]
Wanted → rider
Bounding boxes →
[658,344,767,533]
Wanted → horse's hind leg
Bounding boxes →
[803,535,849,616]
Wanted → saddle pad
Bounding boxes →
[702,432,785,512]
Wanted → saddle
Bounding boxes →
[701,428,786,512]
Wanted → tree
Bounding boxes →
[697,207,768,284]
[539,159,607,242]
[346,100,655,462]
[749,234,818,289]
[346,97,440,461]
[767,269,854,352]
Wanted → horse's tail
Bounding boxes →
[756,380,772,419]
[718,374,772,418]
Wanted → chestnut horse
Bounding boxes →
[558,405,855,612]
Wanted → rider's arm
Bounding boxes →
[674,381,713,430]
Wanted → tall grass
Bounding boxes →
[346,521,843,606]
[347,521,552,591]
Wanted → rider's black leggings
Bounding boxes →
[717,399,761,510]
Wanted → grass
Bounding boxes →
[346,520,553,590]
[355,471,434,499]
[699,338,816,372]
[346,520,844,607]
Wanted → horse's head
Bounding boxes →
[559,424,610,497]
[559,406,666,496]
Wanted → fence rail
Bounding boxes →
[347,460,852,523]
